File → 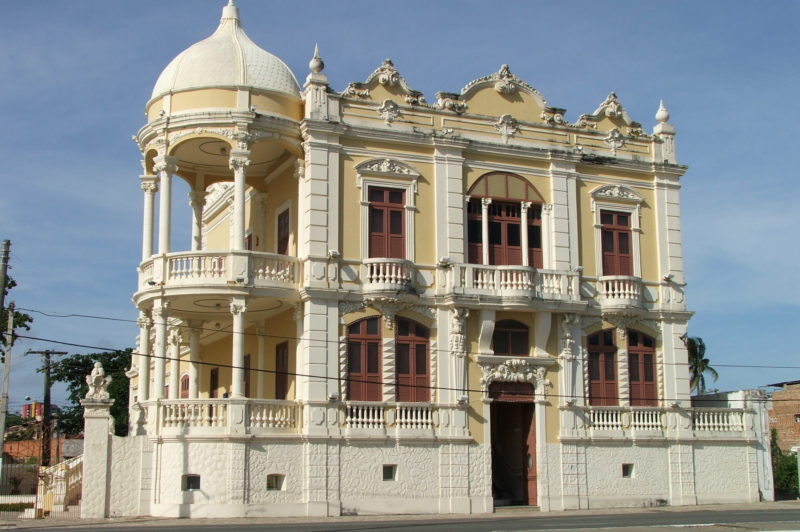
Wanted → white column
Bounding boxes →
[229,151,250,251]
[154,155,177,255]
[256,323,266,399]
[189,190,207,251]
[480,197,492,265]
[188,323,201,399]
[152,300,169,399]
[616,327,630,407]
[136,311,152,401]
[541,204,553,269]
[140,176,158,261]
[168,328,181,399]
[230,298,248,398]
[520,201,531,267]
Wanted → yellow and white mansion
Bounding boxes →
[81,1,769,518]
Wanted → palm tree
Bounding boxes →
[681,334,719,394]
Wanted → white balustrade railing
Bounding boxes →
[362,258,412,287]
[630,408,665,431]
[249,400,300,430]
[40,454,83,510]
[161,400,227,428]
[344,402,385,429]
[140,260,154,284]
[692,408,745,432]
[167,252,226,281]
[450,264,579,301]
[598,275,642,304]
[395,403,434,430]
[587,407,623,430]
[251,255,296,284]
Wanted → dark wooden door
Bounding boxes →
[275,342,289,400]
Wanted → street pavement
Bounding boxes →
[2,500,800,531]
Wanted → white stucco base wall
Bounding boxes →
[541,439,760,511]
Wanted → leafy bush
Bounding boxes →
[771,428,798,499]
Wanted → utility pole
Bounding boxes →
[0,301,15,473]
[27,350,67,467]
[0,240,9,314]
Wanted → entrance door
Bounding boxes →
[489,382,537,506]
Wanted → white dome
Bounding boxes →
[151,2,301,101]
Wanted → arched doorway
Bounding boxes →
[489,381,537,506]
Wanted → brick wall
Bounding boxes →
[769,384,800,452]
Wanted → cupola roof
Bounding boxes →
[150,1,301,101]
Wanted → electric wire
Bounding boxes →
[13,306,797,371]
[13,333,780,404]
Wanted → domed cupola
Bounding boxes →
[146,0,302,122]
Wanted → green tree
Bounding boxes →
[771,428,798,499]
[1,276,33,350]
[682,334,719,394]
[49,349,131,436]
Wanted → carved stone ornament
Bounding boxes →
[591,184,643,203]
[377,99,402,125]
[540,109,566,126]
[374,59,400,86]
[596,92,622,119]
[604,128,626,154]
[364,296,402,329]
[435,92,467,114]
[495,114,520,143]
[338,300,367,317]
[230,302,248,315]
[228,153,251,171]
[479,359,552,399]
[461,64,545,104]
[449,307,469,358]
[342,82,370,99]
[357,158,415,176]
[85,362,112,401]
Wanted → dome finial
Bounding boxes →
[221,0,239,22]
[656,99,670,123]
[309,44,324,73]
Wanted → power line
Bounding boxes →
[14,333,784,405]
[15,306,793,371]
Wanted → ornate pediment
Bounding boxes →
[461,64,546,104]
[341,59,427,105]
[478,357,552,402]
[590,184,643,204]
[574,92,649,138]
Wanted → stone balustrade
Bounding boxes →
[447,263,580,301]
[138,251,299,291]
[360,258,414,292]
[597,275,643,309]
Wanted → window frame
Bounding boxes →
[275,341,289,400]
[395,317,430,402]
[628,330,658,406]
[587,329,619,406]
[591,185,643,278]
[492,319,530,357]
[357,174,417,262]
[346,317,383,402]
[274,200,292,255]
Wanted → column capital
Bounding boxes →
[140,175,159,193]
[228,150,251,171]
[153,300,170,320]
[188,189,207,207]
[153,154,178,175]
[520,200,532,211]
[168,327,182,345]
[136,313,152,329]
[481,197,492,208]
[230,300,248,316]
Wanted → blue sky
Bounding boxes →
[1,0,798,410]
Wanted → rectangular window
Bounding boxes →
[383,465,397,481]
[182,474,201,491]
[368,187,405,259]
[277,209,290,255]
[600,210,633,276]
[629,332,658,406]
[622,464,634,478]
[209,368,219,399]
[275,342,289,400]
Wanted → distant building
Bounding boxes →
[21,402,43,421]
[79,0,765,519]
[767,380,800,452]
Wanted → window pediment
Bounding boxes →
[356,158,420,181]
[590,184,643,205]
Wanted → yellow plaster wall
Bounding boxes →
[257,170,297,253]
[250,92,303,121]
[462,87,544,123]
[170,89,238,114]
[146,89,302,122]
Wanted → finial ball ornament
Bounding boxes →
[309,44,324,73]
[656,100,670,123]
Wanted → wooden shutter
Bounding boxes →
[587,329,618,406]
[396,318,429,402]
[628,331,657,406]
[600,210,633,276]
[368,187,405,259]
[346,317,382,401]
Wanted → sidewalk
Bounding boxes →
[2,500,799,529]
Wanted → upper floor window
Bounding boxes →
[492,319,529,356]
[180,374,189,399]
[368,187,405,259]
[601,210,633,276]
[467,172,544,268]
[628,331,657,406]
[396,318,430,402]
[277,209,290,255]
[588,329,618,406]
[347,317,382,401]
[209,367,219,399]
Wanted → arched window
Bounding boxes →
[180,374,189,399]
[588,329,618,406]
[395,318,430,402]
[492,320,529,356]
[347,317,382,401]
[628,330,657,406]
[467,172,543,267]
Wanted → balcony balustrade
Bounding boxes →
[597,275,642,309]
[138,251,299,292]
[360,258,414,293]
[447,263,580,302]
